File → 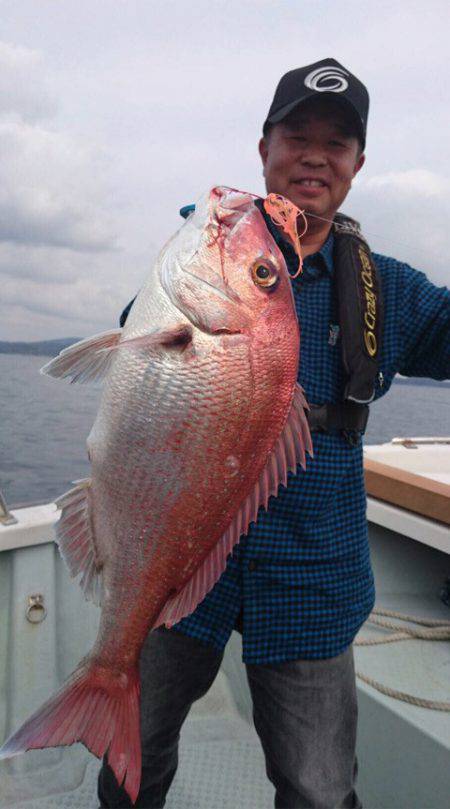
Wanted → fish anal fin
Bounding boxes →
[55,479,103,606]
[152,383,312,629]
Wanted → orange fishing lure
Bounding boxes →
[263,193,307,278]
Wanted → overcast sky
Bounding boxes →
[1,0,449,341]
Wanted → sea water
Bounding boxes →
[1,353,449,507]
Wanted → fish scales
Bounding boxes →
[93,335,282,652]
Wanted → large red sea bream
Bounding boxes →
[0,186,312,802]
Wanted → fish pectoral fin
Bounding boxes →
[152,384,313,630]
[41,329,122,384]
[55,479,104,606]
[41,325,194,385]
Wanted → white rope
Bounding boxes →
[355,671,450,711]
[367,607,450,627]
[354,608,450,711]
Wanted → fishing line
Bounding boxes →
[303,209,439,265]
[284,159,445,264]
[216,188,440,270]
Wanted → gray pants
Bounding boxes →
[98,627,361,809]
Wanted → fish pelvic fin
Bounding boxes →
[0,662,141,804]
[41,329,122,384]
[55,478,103,606]
[153,383,313,630]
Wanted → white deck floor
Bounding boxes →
[1,660,275,808]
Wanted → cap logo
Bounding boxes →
[304,65,349,93]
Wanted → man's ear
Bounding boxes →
[353,152,365,177]
[259,137,268,169]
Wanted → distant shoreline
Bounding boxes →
[0,338,80,357]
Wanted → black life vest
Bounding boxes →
[332,213,384,405]
[253,199,384,444]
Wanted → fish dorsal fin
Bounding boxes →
[54,479,104,605]
[152,384,313,630]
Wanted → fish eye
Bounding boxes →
[251,262,279,289]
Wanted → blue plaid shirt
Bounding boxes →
[122,221,450,663]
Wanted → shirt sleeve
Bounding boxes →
[119,296,137,327]
[396,265,450,380]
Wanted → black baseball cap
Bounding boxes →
[263,58,369,148]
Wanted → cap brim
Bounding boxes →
[267,92,365,147]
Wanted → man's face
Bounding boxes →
[259,98,365,223]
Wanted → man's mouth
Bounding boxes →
[293,178,328,188]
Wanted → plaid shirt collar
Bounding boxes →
[279,227,334,282]
[301,229,334,280]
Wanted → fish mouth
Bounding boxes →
[212,327,243,335]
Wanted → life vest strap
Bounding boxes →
[333,213,384,404]
[307,402,369,443]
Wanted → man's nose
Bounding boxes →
[300,148,327,167]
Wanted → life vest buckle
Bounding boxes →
[307,402,369,441]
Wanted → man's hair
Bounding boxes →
[262,121,274,139]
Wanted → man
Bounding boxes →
[99,58,450,808]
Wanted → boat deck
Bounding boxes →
[1,644,275,808]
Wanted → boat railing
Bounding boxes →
[391,436,450,446]
[0,487,18,526]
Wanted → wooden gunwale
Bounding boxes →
[363,457,450,526]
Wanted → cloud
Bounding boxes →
[1,273,128,323]
[365,170,449,199]
[1,2,449,341]
[0,41,56,122]
[0,120,118,251]
[0,39,132,340]
[0,265,135,342]
[347,169,450,287]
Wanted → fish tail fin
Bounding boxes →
[0,661,141,803]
